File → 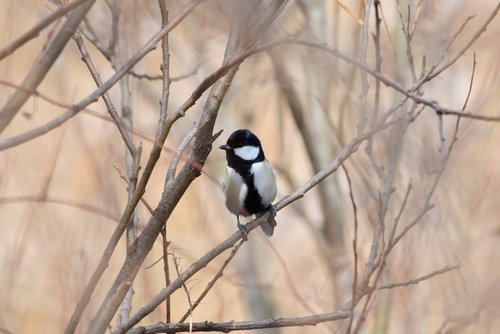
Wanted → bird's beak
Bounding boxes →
[219,144,230,151]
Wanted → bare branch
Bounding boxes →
[289,40,500,122]
[172,256,194,331]
[73,32,136,154]
[164,122,198,189]
[130,62,203,82]
[0,0,97,134]
[121,119,396,333]
[426,1,500,81]
[357,0,373,134]
[343,163,359,334]
[63,5,204,333]
[264,238,315,314]
[0,0,89,60]
[1,0,204,152]
[161,228,171,324]
[85,3,291,332]
[379,265,460,290]
[157,0,171,141]
[0,196,119,221]
[387,181,412,246]
[129,310,351,334]
[113,163,154,215]
[178,240,244,323]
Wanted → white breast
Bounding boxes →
[223,166,248,216]
[251,160,277,206]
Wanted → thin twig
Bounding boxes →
[0,0,89,60]
[396,2,417,83]
[0,196,119,221]
[289,39,500,122]
[365,0,384,181]
[0,0,97,134]
[85,2,290,331]
[172,256,194,332]
[158,6,172,316]
[387,182,412,246]
[426,2,500,81]
[357,0,373,134]
[3,27,500,153]
[54,4,204,331]
[73,32,136,154]
[409,0,423,39]
[178,240,244,323]
[263,237,315,314]
[386,54,477,258]
[431,15,476,75]
[157,0,171,141]
[161,228,171,324]
[130,62,203,82]
[343,164,359,334]
[113,163,154,215]
[1,0,204,152]
[80,18,112,60]
[121,120,396,333]
[379,265,459,290]
[165,122,198,190]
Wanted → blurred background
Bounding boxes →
[1,0,499,333]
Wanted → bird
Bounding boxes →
[219,129,277,239]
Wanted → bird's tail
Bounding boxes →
[258,215,277,237]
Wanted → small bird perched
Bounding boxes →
[220,129,277,239]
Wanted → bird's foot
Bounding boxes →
[237,222,249,241]
[268,204,277,217]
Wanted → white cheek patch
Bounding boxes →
[234,145,260,161]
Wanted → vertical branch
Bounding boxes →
[158,2,172,324]
[161,228,171,323]
[63,3,203,334]
[357,0,373,134]
[372,0,382,126]
[98,1,141,330]
[395,2,417,83]
[157,0,171,140]
[86,2,288,332]
[172,256,194,332]
[365,0,384,180]
[343,164,359,334]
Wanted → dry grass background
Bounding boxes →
[1,0,500,333]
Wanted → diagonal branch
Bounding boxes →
[121,119,395,333]
[73,32,136,154]
[0,0,89,61]
[85,2,290,332]
[0,0,204,151]
[63,4,205,333]
[379,265,459,290]
[0,0,97,134]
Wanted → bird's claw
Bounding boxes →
[268,204,277,217]
[237,222,249,241]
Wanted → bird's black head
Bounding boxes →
[219,129,265,165]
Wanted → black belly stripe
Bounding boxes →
[243,172,266,214]
[234,165,266,215]
[227,151,267,215]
